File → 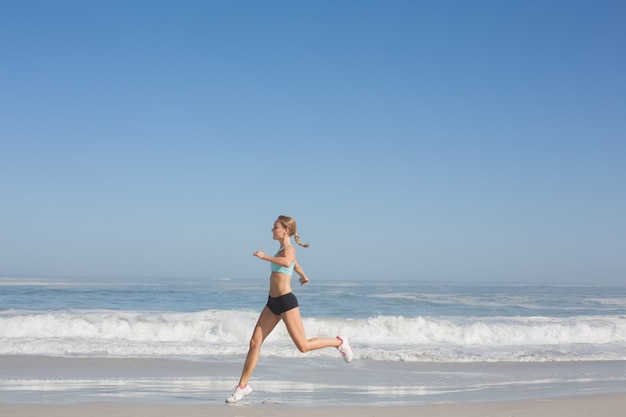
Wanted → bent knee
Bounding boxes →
[294,342,310,353]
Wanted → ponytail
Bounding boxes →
[294,234,310,248]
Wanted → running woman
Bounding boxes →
[226,215,353,403]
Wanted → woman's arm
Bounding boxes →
[253,245,295,267]
[294,260,310,285]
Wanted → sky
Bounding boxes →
[1,0,625,284]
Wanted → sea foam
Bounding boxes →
[1,309,625,362]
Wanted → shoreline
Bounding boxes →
[2,355,626,407]
[1,394,625,417]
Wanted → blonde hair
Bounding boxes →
[278,215,310,248]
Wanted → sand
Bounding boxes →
[2,356,625,415]
[1,394,625,417]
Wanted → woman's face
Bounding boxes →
[271,220,289,240]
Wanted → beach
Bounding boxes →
[1,355,625,416]
[3,0,625,414]
[2,355,626,406]
[1,394,625,417]
[2,279,626,413]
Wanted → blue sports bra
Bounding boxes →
[270,244,294,275]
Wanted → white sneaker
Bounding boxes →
[337,335,353,363]
[225,384,252,403]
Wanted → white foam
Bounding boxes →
[1,309,626,362]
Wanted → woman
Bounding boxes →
[226,215,353,403]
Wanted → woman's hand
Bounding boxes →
[294,260,309,285]
[253,250,266,260]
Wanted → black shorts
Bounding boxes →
[266,293,299,315]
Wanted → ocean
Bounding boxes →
[1,277,626,405]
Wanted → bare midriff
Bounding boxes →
[269,272,293,297]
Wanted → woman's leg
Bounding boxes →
[281,307,341,352]
[237,306,282,387]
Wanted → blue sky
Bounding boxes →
[1,0,624,283]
